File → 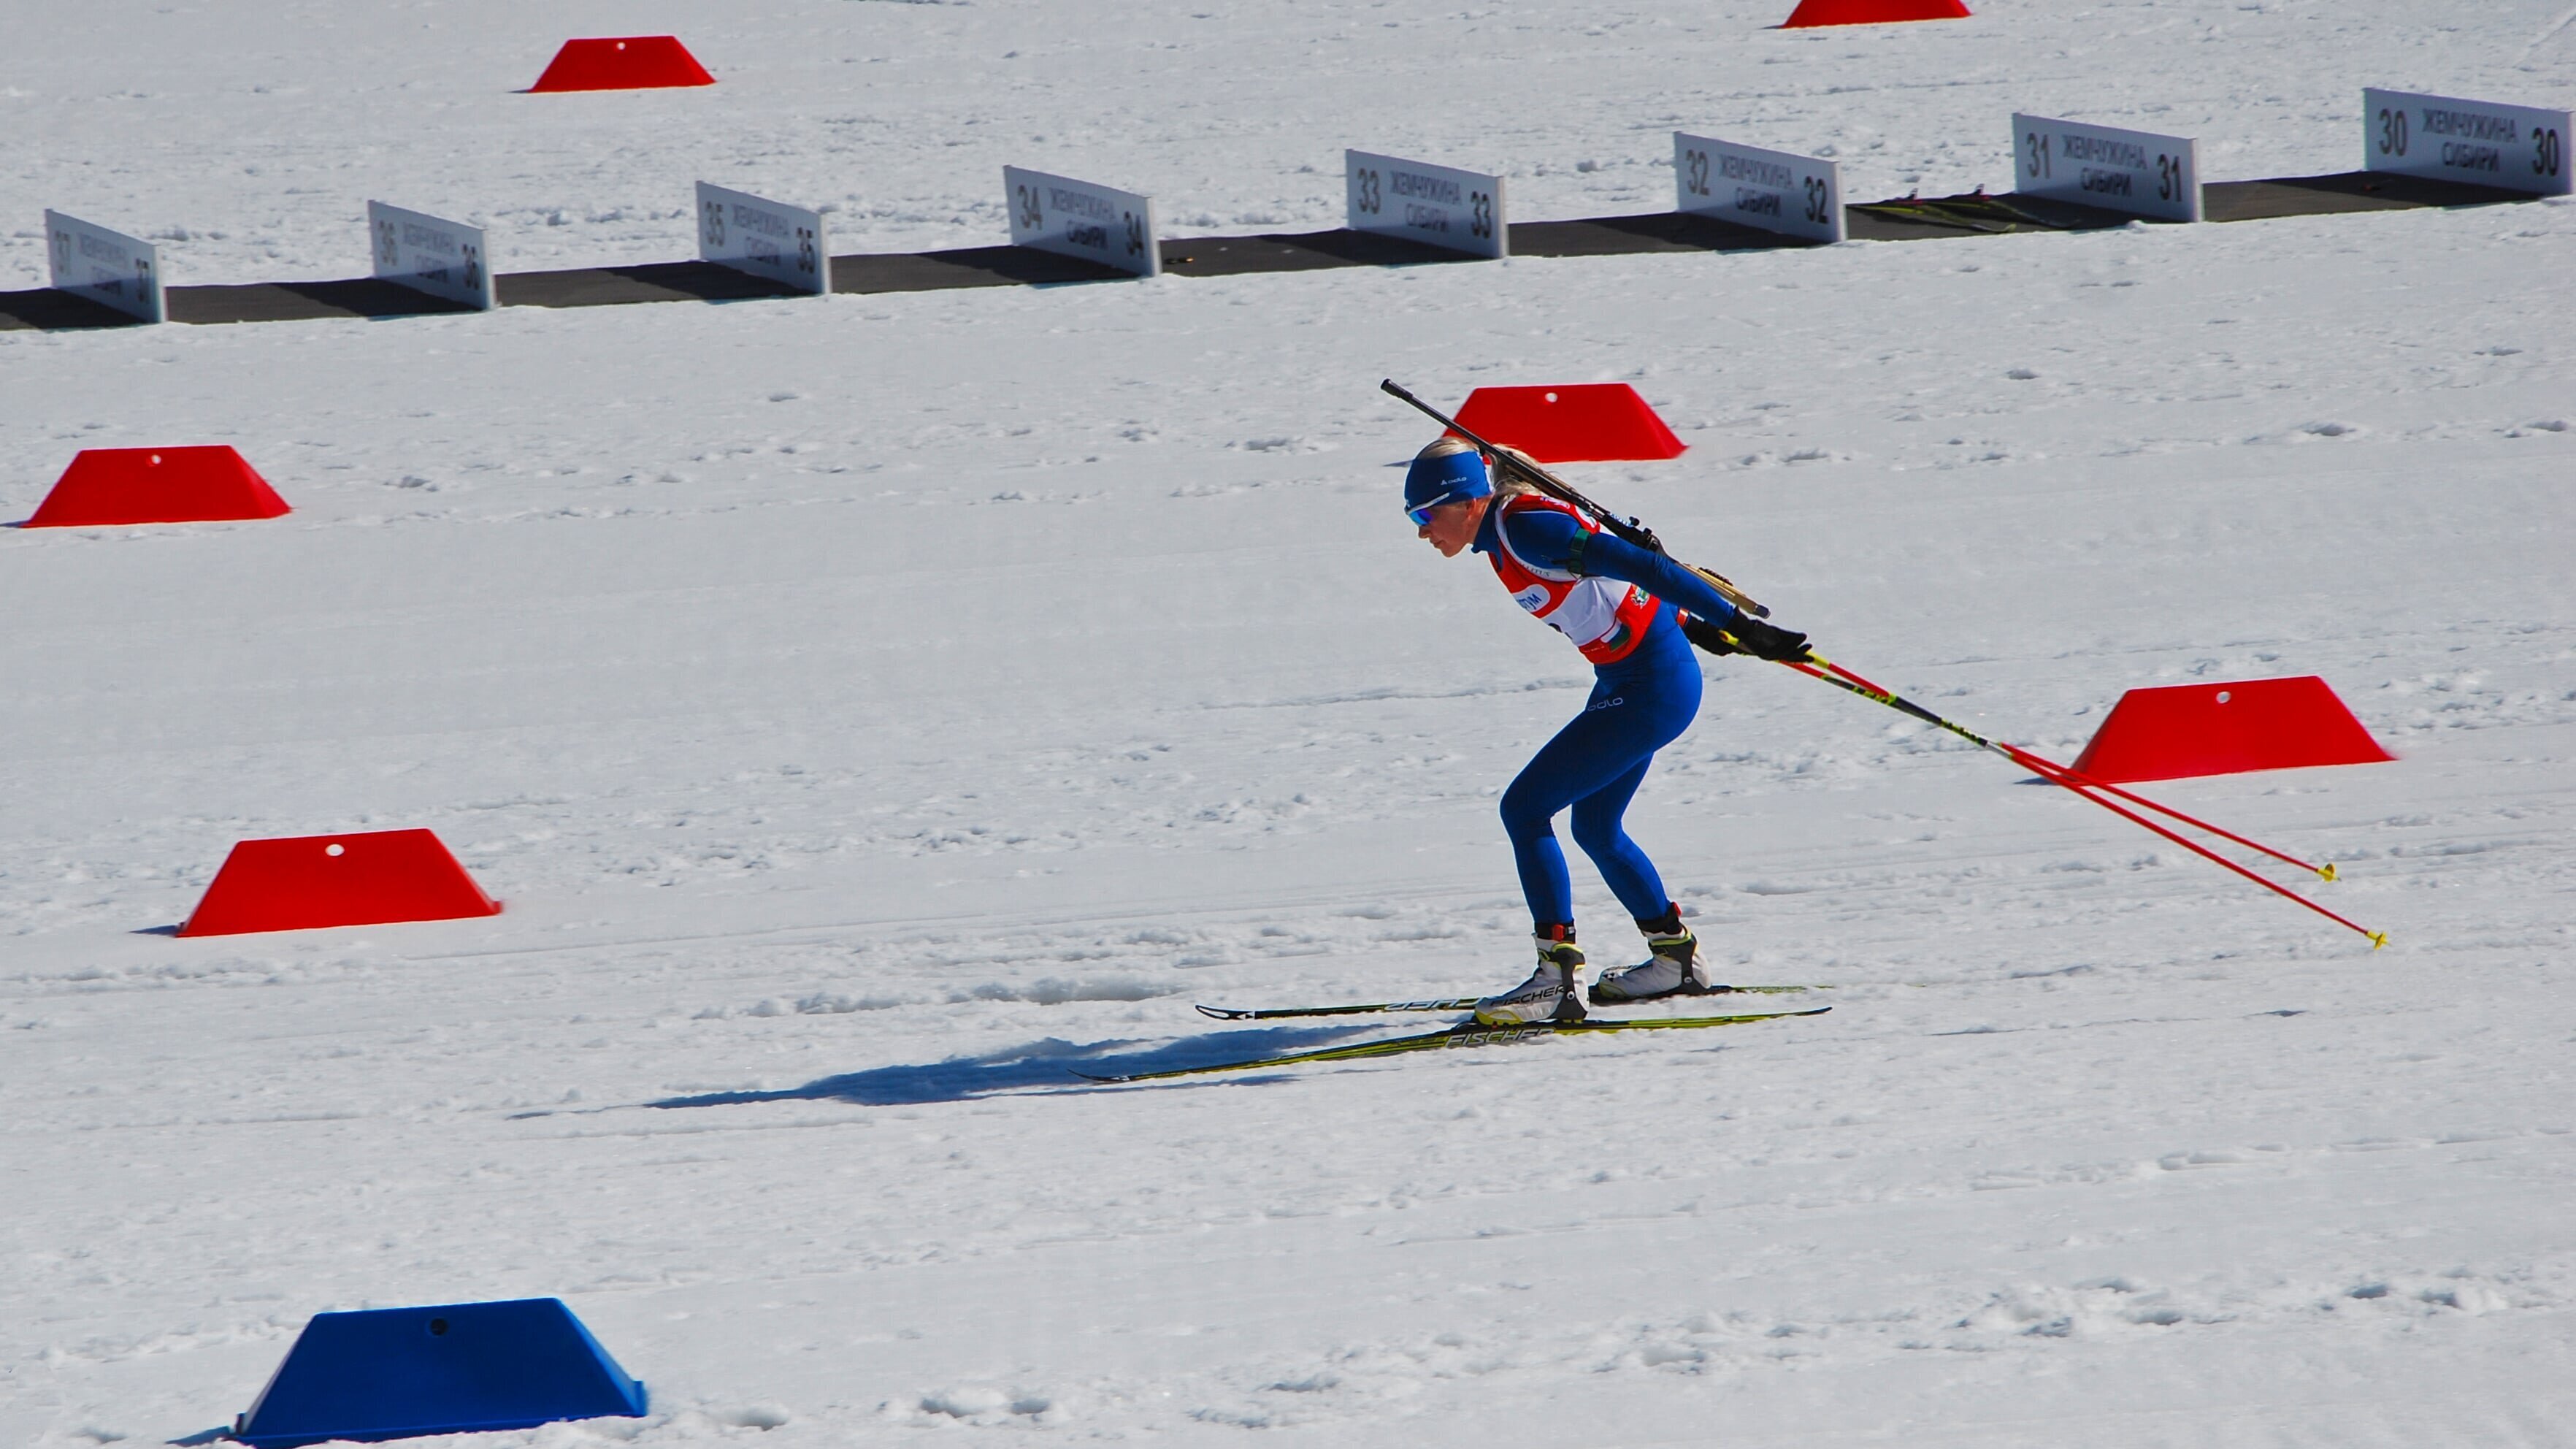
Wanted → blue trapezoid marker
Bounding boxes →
[234,1298,647,1447]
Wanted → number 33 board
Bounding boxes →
[1345,150,1506,259]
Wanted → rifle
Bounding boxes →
[1379,378,1769,619]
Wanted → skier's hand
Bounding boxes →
[1680,613,1742,657]
[1720,613,1812,662]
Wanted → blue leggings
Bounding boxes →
[1500,608,1702,930]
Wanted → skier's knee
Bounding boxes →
[1568,812,1626,860]
[1499,783,1556,844]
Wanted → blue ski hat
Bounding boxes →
[1403,438,1494,518]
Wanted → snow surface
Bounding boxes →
[6,3,2575,1446]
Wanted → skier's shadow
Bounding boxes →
[643,1025,1382,1108]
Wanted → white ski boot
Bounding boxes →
[1473,934,1588,1027]
[1589,912,1711,1006]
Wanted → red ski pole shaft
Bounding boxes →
[2003,749,2388,947]
[1812,659,2332,880]
[1993,742,2332,881]
[1768,654,2386,948]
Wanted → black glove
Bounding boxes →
[1716,612,1812,662]
[1680,613,1742,657]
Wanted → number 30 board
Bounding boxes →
[2364,88,2572,196]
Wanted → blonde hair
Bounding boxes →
[1414,435,1540,500]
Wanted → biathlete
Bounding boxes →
[1402,436,1814,1027]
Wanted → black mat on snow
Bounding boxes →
[0,171,2542,332]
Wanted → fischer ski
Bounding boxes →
[1074,1006,1829,1085]
[1848,191,2082,234]
[1195,983,1818,1022]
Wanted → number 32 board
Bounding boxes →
[1673,133,1843,243]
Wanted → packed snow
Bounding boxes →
[5,2,2573,1446]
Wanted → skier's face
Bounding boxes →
[1417,496,1487,558]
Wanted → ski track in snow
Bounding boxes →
[4,2,2574,1446]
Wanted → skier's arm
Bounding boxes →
[1579,532,1749,627]
[1498,509,1741,624]
[1500,508,1811,661]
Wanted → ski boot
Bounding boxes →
[1589,906,1712,1006]
[1473,928,1588,1027]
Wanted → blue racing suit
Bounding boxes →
[1473,502,1744,930]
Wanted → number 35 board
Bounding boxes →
[2364,88,2572,196]
[1673,133,1843,243]
[2012,114,2201,223]
[697,183,829,295]
[1345,150,1506,259]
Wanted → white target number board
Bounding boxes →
[368,202,494,310]
[2012,115,2201,222]
[1005,167,1161,278]
[1345,150,1506,259]
[1674,133,1843,242]
[44,210,164,323]
[2364,88,2572,196]
[696,183,830,295]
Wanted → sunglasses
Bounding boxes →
[1406,491,1474,527]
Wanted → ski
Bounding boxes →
[1849,191,2080,234]
[1196,983,1819,1022]
[1074,1006,1830,1085]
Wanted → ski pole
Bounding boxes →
[1800,652,2385,947]
[2010,753,2386,947]
[1811,657,2336,881]
[1749,646,2388,949]
[2020,753,2338,881]
[1994,746,2385,947]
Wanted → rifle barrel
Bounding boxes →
[1377,378,1768,618]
